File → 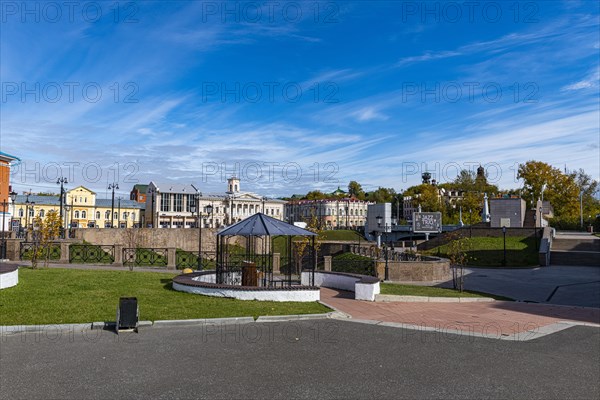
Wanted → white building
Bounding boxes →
[285,197,373,230]
[144,177,285,228]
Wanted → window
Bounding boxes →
[186,194,193,212]
[96,211,100,219]
[39,209,45,217]
[81,211,86,219]
[105,211,110,219]
[84,198,87,203]
[160,194,170,212]
[74,211,80,218]
[123,212,128,220]
[174,193,183,212]
[18,209,23,217]
[29,208,34,217]
[114,212,118,220]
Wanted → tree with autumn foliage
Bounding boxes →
[28,210,62,268]
[517,161,580,219]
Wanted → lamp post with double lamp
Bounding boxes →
[108,183,119,228]
[192,194,214,270]
[376,215,390,281]
[56,177,68,238]
[1,191,18,259]
[502,226,507,266]
[25,193,35,242]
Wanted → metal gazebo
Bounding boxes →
[216,213,317,287]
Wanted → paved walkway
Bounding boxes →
[454,265,600,308]
[320,288,600,336]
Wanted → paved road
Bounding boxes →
[1,321,599,399]
[445,266,600,308]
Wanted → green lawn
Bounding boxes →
[0,268,330,325]
[321,230,365,241]
[380,283,511,300]
[424,236,539,267]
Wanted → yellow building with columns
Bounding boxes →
[12,186,143,230]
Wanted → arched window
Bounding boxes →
[74,211,80,219]
[39,209,45,217]
[105,211,110,219]
[81,211,87,219]
[96,211,101,219]
[123,212,128,220]
[114,212,118,220]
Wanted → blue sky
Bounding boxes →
[1,0,598,199]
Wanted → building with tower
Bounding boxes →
[144,177,285,228]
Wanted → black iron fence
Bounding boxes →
[70,244,115,264]
[176,250,216,270]
[123,248,168,267]
[19,242,61,261]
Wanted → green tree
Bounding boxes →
[404,184,443,212]
[347,181,365,200]
[366,187,396,203]
[458,192,483,225]
[453,170,476,191]
[572,169,600,221]
[305,190,327,200]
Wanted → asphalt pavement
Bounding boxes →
[443,266,600,308]
[1,320,599,399]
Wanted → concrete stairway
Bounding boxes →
[550,233,600,266]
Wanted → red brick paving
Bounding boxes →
[320,287,600,336]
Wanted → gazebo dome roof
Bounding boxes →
[217,213,317,237]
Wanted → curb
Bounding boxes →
[153,317,254,327]
[255,312,334,322]
[1,323,92,335]
[1,313,336,335]
[375,294,495,303]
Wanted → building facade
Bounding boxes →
[13,186,143,230]
[0,151,19,231]
[144,177,285,228]
[285,197,373,229]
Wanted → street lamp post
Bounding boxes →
[376,215,390,281]
[580,191,584,230]
[345,204,349,229]
[1,191,18,259]
[57,177,68,238]
[533,213,538,251]
[502,226,507,266]
[25,193,35,242]
[117,197,122,228]
[108,183,119,228]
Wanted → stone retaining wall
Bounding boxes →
[376,257,451,282]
